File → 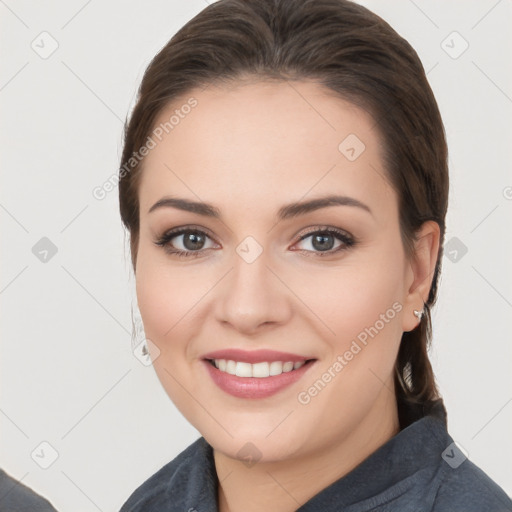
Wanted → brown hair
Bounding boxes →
[119,0,449,427]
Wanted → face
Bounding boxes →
[135,80,418,462]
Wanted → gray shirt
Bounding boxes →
[0,469,58,512]
[120,401,512,511]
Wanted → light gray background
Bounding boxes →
[1,1,511,510]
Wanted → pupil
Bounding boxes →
[184,232,205,250]
[312,234,334,251]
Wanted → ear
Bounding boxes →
[402,221,440,332]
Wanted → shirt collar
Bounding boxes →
[298,399,448,510]
[190,400,448,511]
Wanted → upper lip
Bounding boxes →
[202,349,314,364]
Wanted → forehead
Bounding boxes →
[138,80,395,217]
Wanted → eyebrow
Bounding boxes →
[148,194,372,220]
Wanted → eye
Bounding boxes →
[154,227,219,257]
[292,227,355,256]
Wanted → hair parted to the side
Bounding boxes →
[119,0,449,428]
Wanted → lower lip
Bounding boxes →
[203,360,315,399]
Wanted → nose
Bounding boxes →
[214,249,293,335]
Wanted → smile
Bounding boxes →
[208,359,306,377]
[201,349,316,399]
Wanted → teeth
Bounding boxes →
[252,362,270,378]
[226,360,236,374]
[269,361,283,376]
[235,362,252,377]
[212,359,306,378]
[283,362,294,372]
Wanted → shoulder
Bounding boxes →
[0,468,58,512]
[434,457,512,511]
[119,437,212,512]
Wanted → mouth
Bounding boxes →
[206,358,313,377]
[201,349,317,399]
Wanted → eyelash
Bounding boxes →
[154,226,356,259]
[154,227,219,259]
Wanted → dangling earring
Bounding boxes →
[131,302,147,349]
[413,309,423,321]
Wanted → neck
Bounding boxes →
[214,388,400,512]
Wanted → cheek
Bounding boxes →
[135,265,173,346]
[135,248,206,356]
[135,232,217,329]
[135,251,209,419]
[291,247,406,348]
[288,251,406,442]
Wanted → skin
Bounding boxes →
[134,79,440,512]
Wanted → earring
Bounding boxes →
[413,309,423,321]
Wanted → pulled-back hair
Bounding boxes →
[119,0,449,427]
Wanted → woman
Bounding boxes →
[118,0,512,510]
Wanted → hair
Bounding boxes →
[119,0,449,428]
